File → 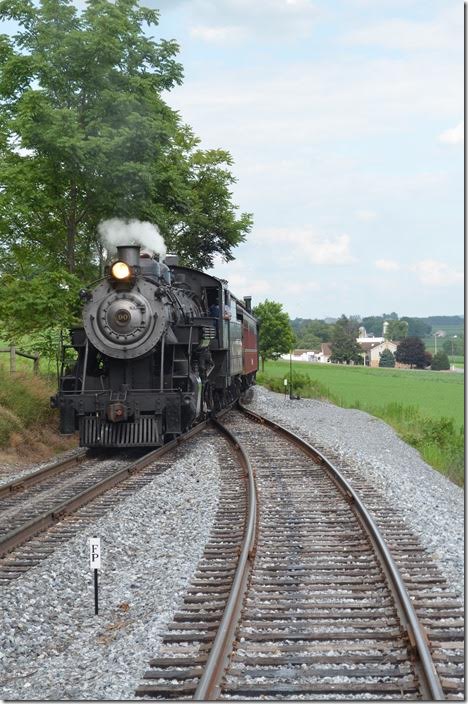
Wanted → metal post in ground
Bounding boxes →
[10,347,16,374]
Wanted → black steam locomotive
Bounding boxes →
[52,245,258,447]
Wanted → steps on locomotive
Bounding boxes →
[172,346,189,378]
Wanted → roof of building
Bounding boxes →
[358,341,381,351]
[358,340,398,352]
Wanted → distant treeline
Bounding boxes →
[291,314,464,352]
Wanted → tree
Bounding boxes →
[395,337,427,369]
[384,319,408,341]
[253,300,295,372]
[362,315,384,337]
[442,336,464,356]
[0,0,251,273]
[147,129,253,269]
[335,314,360,338]
[0,270,82,341]
[431,351,450,371]
[0,0,252,337]
[294,319,332,350]
[379,349,395,368]
[400,316,431,337]
[330,317,363,364]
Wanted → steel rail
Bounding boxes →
[238,402,445,701]
[0,450,88,500]
[0,419,214,558]
[193,417,258,701]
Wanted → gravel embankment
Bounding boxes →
[250,386,464,600]
[1,436,221,701]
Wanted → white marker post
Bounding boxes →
[283,378,288,398]
[88,537,101,615]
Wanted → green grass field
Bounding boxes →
[261,360,464,426]
[258,360,464,486]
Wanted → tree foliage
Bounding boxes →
[442,336,464,356]
[431,351,450,371]
[253,300,295,372]
[0,0,252,334]
[330,316,363,364]
[293,319,331,350]
[361,316,384,337]
[0,0,252,337]
[0,269,82,341]
[384,319,408,341]
[400,316,431,337]
[379,348,395,368]
[395,337,428,369]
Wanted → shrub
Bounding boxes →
[379,349,395,368]
[257,372,338,403]
[431,351,450,371]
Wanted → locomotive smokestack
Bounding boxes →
[244,296,252,312]
[117,245,140,267]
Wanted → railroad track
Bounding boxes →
[136,404,464,700]
[0,420,214,581]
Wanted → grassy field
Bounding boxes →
[258,360,464,486]
[261,360,464,425]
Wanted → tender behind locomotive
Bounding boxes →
[53,245,258,447]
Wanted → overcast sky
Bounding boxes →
[2,1,463,320]
[154,0,463,319]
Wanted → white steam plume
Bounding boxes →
[98,218,167,259]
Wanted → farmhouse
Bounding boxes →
[358,339,398,367]
[280,344,332,363]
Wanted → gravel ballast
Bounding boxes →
[1,436,221,701]
[1,387,464,700]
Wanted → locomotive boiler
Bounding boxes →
[53,245,258,447]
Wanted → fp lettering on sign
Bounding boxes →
[89,538,101,615]
[89,538,101,569]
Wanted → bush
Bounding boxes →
[431,351,450,371]
[379,349,395,368]
[257,372,338,403]
[370,403,464,486]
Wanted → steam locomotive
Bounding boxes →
[52,245,258,447]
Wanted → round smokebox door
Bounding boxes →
[98,294,151,343]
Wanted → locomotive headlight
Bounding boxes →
[111,261,131,280]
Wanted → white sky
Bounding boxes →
[155,0,464,319]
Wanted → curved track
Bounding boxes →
[136,405,464,700]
